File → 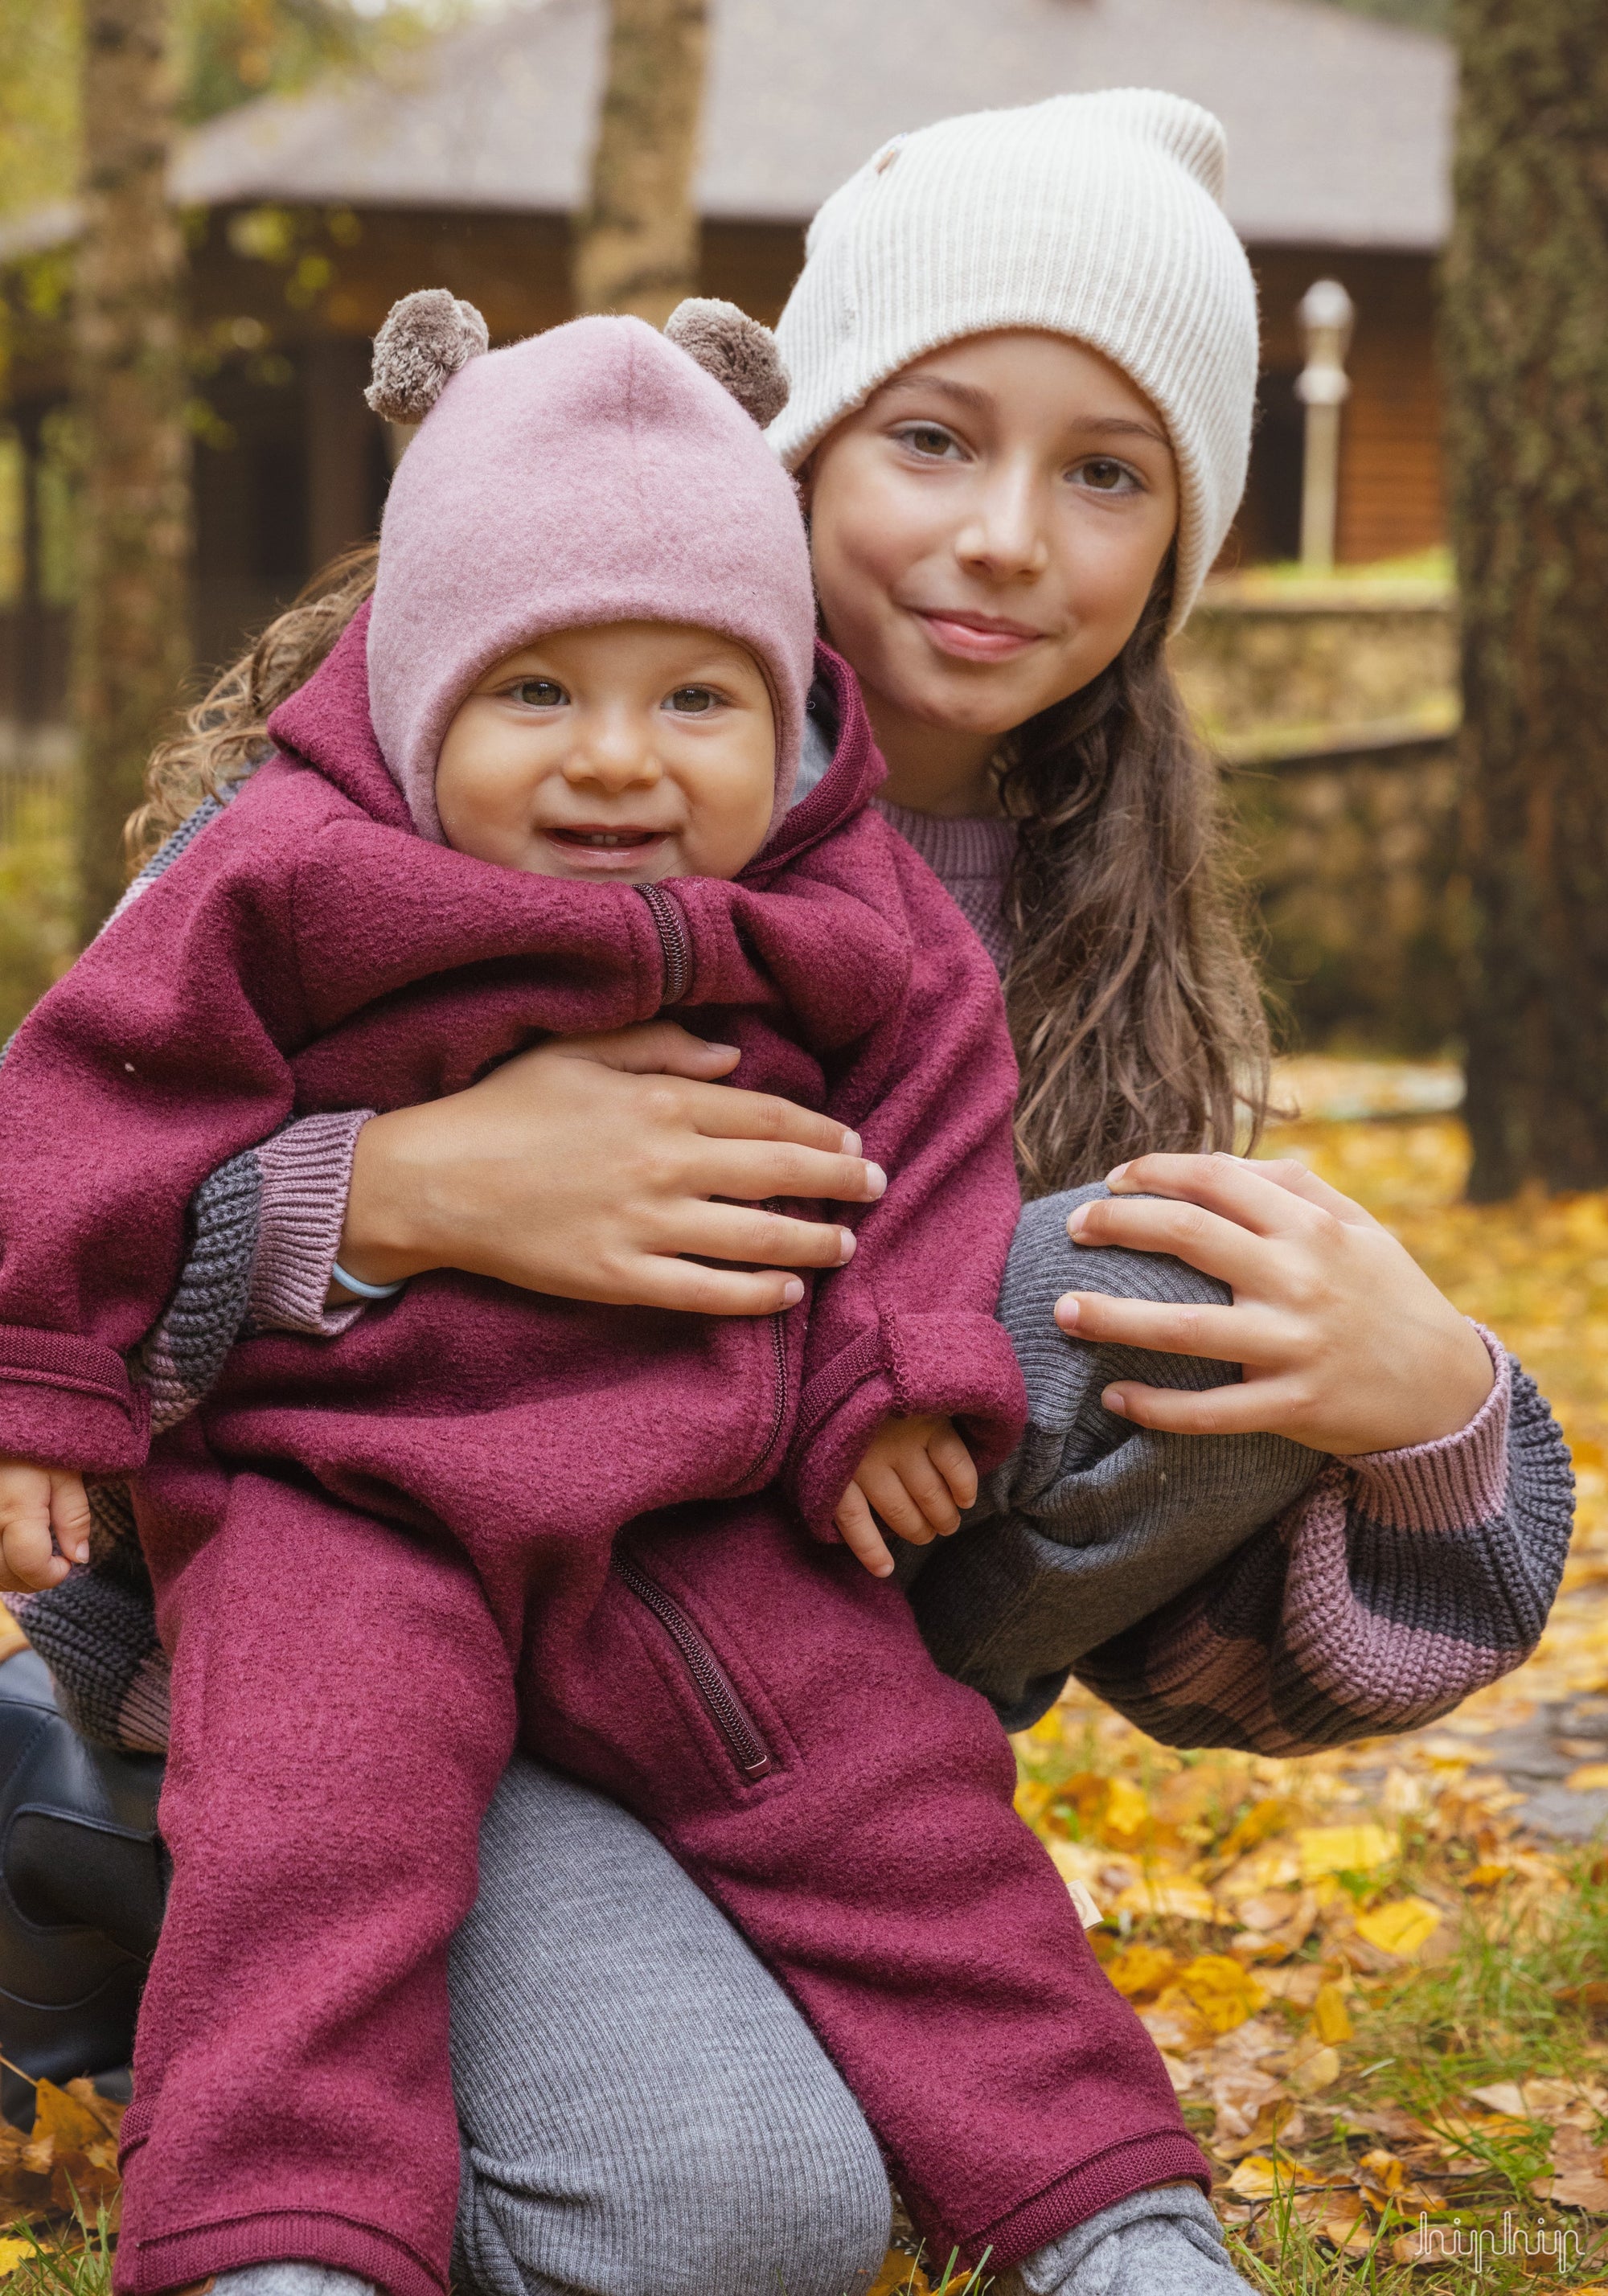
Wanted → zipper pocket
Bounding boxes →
[747,1303,789,1482]
[638,882,691,1006]
[615,1554,773,1781]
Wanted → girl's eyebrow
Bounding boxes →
[880,375,1168,450]
[879,374,992,415]
[1081,415,1171,448]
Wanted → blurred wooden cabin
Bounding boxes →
[0,0,1454,724]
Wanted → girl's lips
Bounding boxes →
[912,609,1044,662]
[542,826,672,873]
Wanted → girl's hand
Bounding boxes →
[0,1458,91,1594]
[1052,1154,1495,1458]
[833,1416,978,1578]
[338,1022,887,1318]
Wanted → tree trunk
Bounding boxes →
[72,0,190,938]
[572,0,708,325]
[1443,0,1608,1198]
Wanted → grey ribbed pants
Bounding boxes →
[445,1764,1248,2296]
[448,1759,893,2296]
[441,1187,1290,2296]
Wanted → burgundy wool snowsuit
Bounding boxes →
[0,613,1209,2290]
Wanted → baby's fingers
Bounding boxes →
[0,1515,71,1595]
[925,1425,978,1513]
[50,1473,92,1568]
[833,1482,895,1578]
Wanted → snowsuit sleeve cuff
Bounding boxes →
[788,1310,1027,1541]
[1344,1323,1510,1532]
[249,1111,375,1336]
[0,1326,150,1471]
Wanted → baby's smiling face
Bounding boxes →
[435,622,777,884]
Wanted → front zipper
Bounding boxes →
[638,882,691,1006]
[615,1554,773,1780]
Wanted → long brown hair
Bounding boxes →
[1000,573,1270,1193]
[131,547,1269,1187]
[127,544,382,867]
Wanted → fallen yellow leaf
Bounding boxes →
[1289,2044,1343,2094]
[1104,1943,1177,2000]
[1352,1896,1442,1958]
[1566,1763,1608,1790]
[1111,1876,1220,1922]
[1311,1982,1353,2045]
[868,2256,930,2296]
[1216,1798,1294,1861]
[1102,1775,1150,1842]
[31,2077,109,2154]
[1297,1823,1397,1880]
[1175,1954,1270,2033]
[0,2237,35,2275]
[1226,2153,1327,2200]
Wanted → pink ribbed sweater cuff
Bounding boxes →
[248,1111,375,1335]
[1345,1324,1510,1531]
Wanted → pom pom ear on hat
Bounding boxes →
[367,289,490,424]
[664,298,790,428]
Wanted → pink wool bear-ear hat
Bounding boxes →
[363,292,814,844]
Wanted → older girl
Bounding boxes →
[1,87,1569,2296]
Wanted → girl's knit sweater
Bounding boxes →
[6,736,1574,1761]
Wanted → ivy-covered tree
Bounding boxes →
[1443,0,1608,1195]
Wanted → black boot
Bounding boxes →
[0,1646,166,2130]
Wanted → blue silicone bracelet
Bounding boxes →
[330,1258,408,1302]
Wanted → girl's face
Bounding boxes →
[436,621,776,882]
[803,330,1179,810]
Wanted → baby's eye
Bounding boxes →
[667,686,720,715]
[511,679,567,708]
[892,423,965,461]
[1073,457,1140,494]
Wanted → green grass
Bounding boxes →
[1,2201,115,2296]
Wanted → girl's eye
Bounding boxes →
[667,686,720,715]
[1073,457,1140,494]
[892,423,966,461]
[511,679,567,708]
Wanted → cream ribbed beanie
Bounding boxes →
[769,88,1259,630]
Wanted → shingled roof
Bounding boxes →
[8,0,1457,261]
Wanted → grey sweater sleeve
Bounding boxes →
[907,1186,1573,1748]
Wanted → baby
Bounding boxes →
[0,300,1206,2292]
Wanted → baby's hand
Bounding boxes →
[833,1415,978,1579]
[0,1458,92,1595]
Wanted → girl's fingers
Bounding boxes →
[1106,1153,1351,1240]
[1098,1374,1311,1439]
[625,1259,809,1318]
[1066,1193,1267,1289]
[692,1134,885,1208]
[927,1426,978,1511]
[669,1199,855,1272]
[1053,1290,1282,1367]
[834,1483,896,1576]
[1223,1154,1384,1232]
[550,1021,745,1081]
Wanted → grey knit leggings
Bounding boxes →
[447,1195,1312,2296]
[449,1757,892,2296]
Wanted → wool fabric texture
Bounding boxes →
[367,314,816,840]
[768,88,1260,629]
